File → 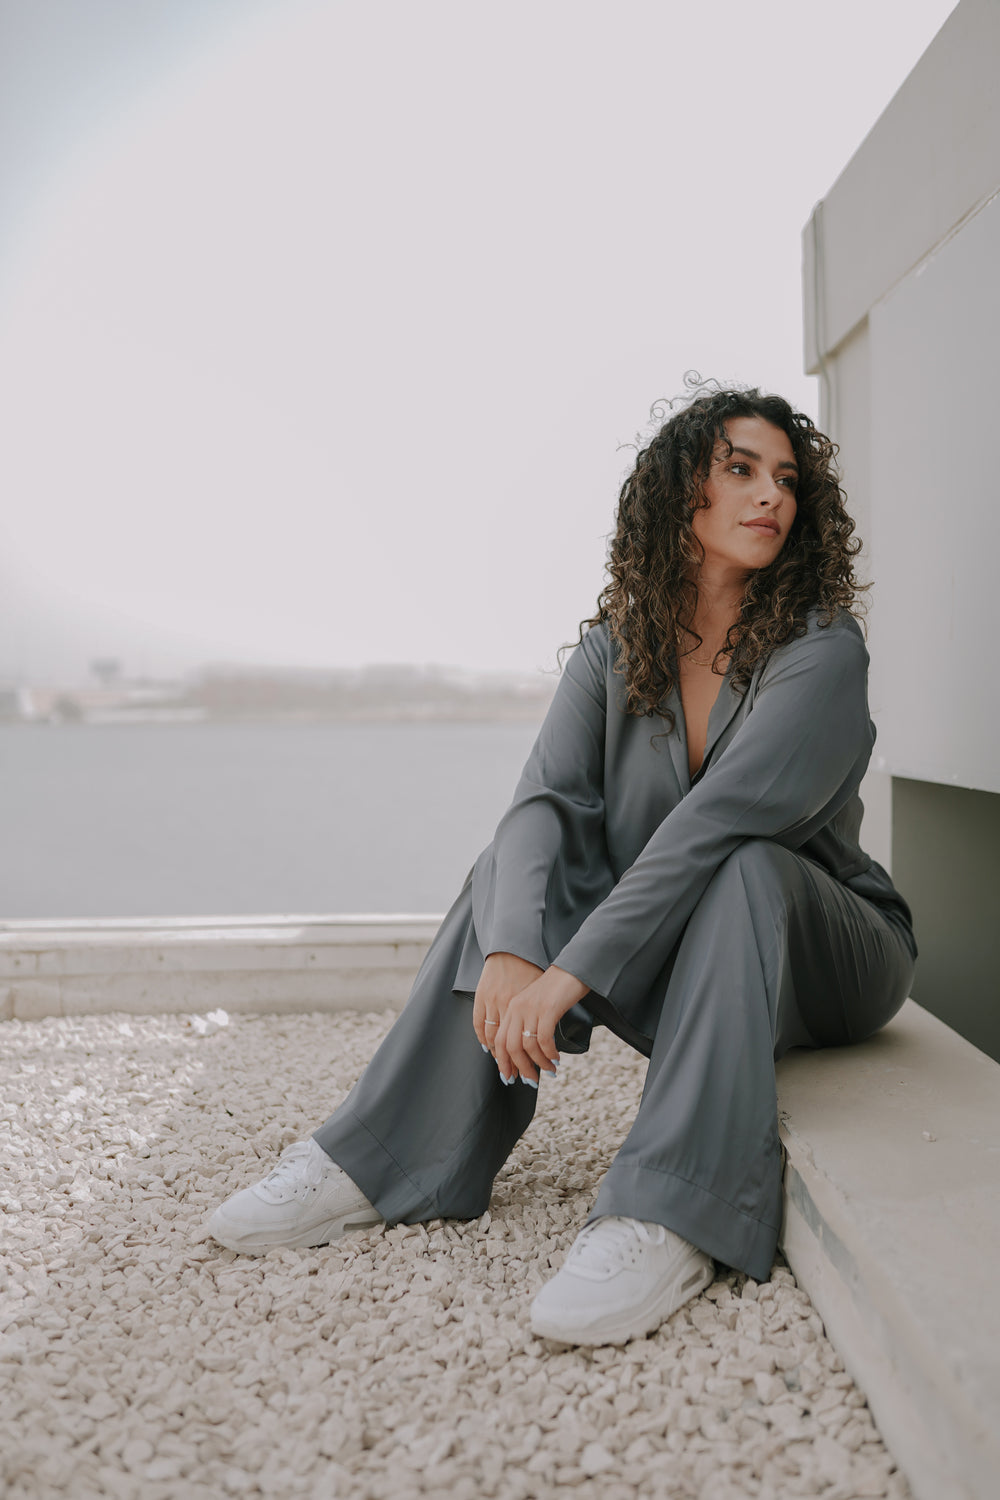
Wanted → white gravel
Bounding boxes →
[1,1009,911,1500]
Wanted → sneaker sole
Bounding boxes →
[206,1204,383,1255]
[529,1251,715,1346]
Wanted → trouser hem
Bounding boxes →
[588,1159,781,1283]
[314,1110,441,1226]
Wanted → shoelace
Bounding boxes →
[262,1140,326,1195]
[566,1217,667,1276]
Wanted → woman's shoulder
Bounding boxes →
[782,606,867,653]
[564,620,612,690]
[810,606,868,657]
[759,607,869,684]
[564,620,612,670]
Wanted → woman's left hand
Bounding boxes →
[494,965,590,1085]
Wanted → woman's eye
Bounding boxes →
[729,462,751,476]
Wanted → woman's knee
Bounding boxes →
[705,838,800,907]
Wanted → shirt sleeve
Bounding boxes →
[552,619,874,1005]
[474,625,610,967]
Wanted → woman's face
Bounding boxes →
[692,416,798,579]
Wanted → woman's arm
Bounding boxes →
[474,625,609,968]
[552,618,873,1008]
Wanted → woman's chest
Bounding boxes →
[678,664,727,778]
[601,668,750,872]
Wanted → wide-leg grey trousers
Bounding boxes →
[313,838,915,1282]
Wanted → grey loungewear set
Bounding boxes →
[313,609,916,1282]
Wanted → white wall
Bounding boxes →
[804,0,1000,368]
[802,0,1000,1056]
[804,0,1000,810]
[869,189,1000,794]
[816,320,894,870]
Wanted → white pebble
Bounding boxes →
[0,1011,906,1500]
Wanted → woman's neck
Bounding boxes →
[683,569,747,645]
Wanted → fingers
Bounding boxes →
[475,959,543,1064]
[496,1013,559,1086]
[473,990,497,1052]
[472,988,488,1049]
[535,1029,561,1076]
[487,967,579,1086]
[475,953,544,1048]
[472,977,506,1053]
[494,1019,534,1085]
[492,1022,514,1083]
[482,1018,500,1058]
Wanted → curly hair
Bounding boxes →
[576,377,867,723]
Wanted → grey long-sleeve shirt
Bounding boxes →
[453,609,914,1010]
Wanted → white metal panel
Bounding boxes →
[804,0,1000,369]
[869,190,1000,794]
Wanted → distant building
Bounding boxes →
[90,658,123,685]
[0,686,33,722]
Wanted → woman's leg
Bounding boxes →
[313,877,538,1224]
[587,838,915,1282]
[209,877,539,1251]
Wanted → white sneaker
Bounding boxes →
[529,1216,714,1346]
[207,1139,383,1254]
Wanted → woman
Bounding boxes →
[208,384,916,1348]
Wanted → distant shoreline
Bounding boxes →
[1,663,558,728]
[1,707,550,728]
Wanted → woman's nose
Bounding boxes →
[755,481,784,507]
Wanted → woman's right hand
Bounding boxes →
[473,952,544,1063]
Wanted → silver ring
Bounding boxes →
[484,1019,498,1028]
[522,1030,536,1039]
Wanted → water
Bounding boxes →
[0,722,541,920]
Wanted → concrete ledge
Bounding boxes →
[0,914,442,1020]
[777,1001,1000,1500]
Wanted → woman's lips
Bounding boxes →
[743,520,780,536]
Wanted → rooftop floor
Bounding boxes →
[1,1008,907,1500]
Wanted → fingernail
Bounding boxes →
[481,1044,491,1053]
[500,1073,514,1086]
[521,1076,539,1090]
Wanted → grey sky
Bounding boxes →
[0,0,958,681]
